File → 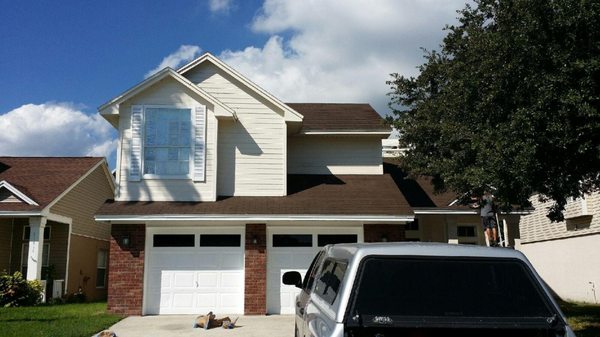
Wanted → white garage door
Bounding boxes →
[266,227,362,314]
[145,227,244,315]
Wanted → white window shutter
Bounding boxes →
[193,105,206,182]
[129,105,143,181]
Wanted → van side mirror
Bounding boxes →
[282,271,303,288]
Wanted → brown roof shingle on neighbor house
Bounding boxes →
[287,103,391,132]
[97,174,413,217]
[0,157,104,212]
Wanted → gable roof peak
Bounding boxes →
[177,52,303,123]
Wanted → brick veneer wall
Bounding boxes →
[244,223,266,315]
[364,224,406,242]
[108,224,145,315]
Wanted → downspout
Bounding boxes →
[8,218,14,272]
[64,222,72,296]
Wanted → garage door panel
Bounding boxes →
[220,272,243,288]
[173,272,196,288]
[172,292,195,308]
[146,228,244,315]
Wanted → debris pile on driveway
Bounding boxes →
[193,312,238,330]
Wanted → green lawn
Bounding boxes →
[0,301,597,337]
[560,302,600,337]
[0,302,123,337]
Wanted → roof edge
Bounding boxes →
[177,52,303,122]
[98,67,236,119]
[0,180,39,206]
[95,214,414,223]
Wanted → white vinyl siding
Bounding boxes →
[117,77,217,201]
[185,63,286,196]
[287,135,383,175]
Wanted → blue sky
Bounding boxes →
[0,0,465,168]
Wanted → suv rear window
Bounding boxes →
[350,257,553,318]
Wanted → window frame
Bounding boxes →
[96,249,108,289]
[23,225,51,241]
[141,105,195,180]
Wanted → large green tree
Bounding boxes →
[388,0,600,221]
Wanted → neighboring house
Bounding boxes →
[518,193,600,303]
[95,53,413,316]
[383,159,524,246]
[0,157,115,301]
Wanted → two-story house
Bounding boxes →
[96,53,413,316]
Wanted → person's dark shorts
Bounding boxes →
[481,215,496,230]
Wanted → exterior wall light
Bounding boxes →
[122,235,131,247]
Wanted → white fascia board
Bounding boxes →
[414,209,478,215]
[0,180,39,206]
[95,214,414,223]
[0,211,42,217]
[177,53,303,122]
[44,212,73,225]
[414,208,530,215]
[301,131,391,136]
[98,68,236,119]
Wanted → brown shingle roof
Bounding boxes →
[287,103,391,132]
[383,159,463,209]
[97,174,413,217]
[0,157,103,212]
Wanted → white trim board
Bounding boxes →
[0,180,38,205]
[96,214,414,223]
[177,53,302,123]
[98,67,236,122]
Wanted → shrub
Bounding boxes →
[0,271,43,307]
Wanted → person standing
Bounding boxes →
[479,190,498,246]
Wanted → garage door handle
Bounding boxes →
[196,281,198,288]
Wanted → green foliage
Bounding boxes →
[0,302,123,337]
[0,271,43,307]
[388,0,600,221]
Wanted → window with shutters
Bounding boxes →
[130,105,206,181]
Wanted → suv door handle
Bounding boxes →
[297,301,305,315]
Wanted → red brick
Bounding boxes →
[107,224,145,315]
[244,223,266,315]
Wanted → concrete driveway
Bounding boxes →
[107,315,295,337]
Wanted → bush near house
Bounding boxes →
[0,271,43,307]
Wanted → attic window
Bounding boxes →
[0,188,22,203]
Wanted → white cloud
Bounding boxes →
[145,45,202,78]
[219,0,466,116]
[0,102,117,159]
[209,0,233,14]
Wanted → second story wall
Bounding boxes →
[185,63,286,196]
[287,135,383,175]
[116,77,218,201]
